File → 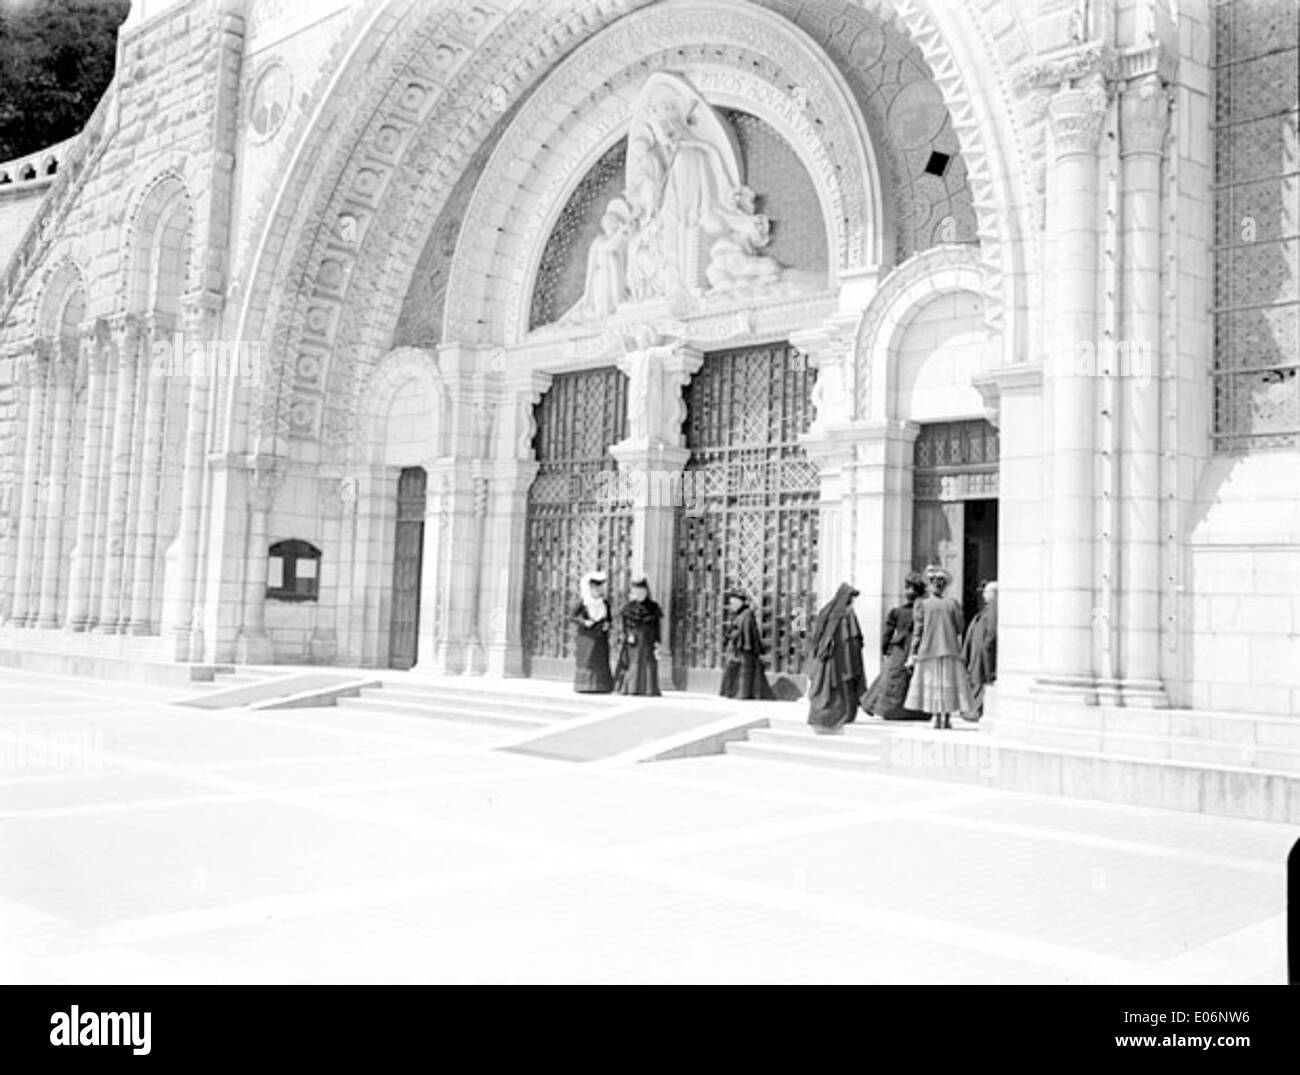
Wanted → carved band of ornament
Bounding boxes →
[1119,75,1170,159]
[1013,43,1118,93]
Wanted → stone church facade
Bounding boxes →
[0,0,1296,742]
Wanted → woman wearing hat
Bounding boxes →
[805,582,865,734]
[719,589,775,700]
[614,575,662,696]
[904,565,972,728]
[861,571,929,720]
[570,571,613,693]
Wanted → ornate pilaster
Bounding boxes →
[125,312,174,634]
[234,455,283,663]
[162,293,222,656]
[9,340,51,626]
[66,322,112,630]
[35,340,78,627]
[478,369,549,677]
[792,316,859,605]
[95,314,142,634]
[1116,72,1171,707]
[1034,70,1112,701]
[610,341,703,681]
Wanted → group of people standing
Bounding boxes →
[806,566,998,734]
[567,565,998,731]
[570,572,776,699]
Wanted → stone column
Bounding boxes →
[66,323,111,630]
[125,314,173,634]
[1117,73,1171,706]
[972,365,1046,717]
[85,335,119,629]
[610,342,703,682]
[35,342,78,627]
[9,342,51,627]
[792,318,858,605]
[233,456,282,664]
[161,295,220,656]
[95,315,142,634]
[433,468,481,674]
[842,419,920,661]
[309,478,344,664]
[1036,75,1109,699]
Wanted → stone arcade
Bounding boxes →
[0,1,1297,799]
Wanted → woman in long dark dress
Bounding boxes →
[861,572,929,720]
[962,580,997,722]
[805,582,865,734]
[570,571,613,693]
[719,590,775,700]
[614,576,662,696]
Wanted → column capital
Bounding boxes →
[106,312,143,352]
[1119,74,1170,159]
[790,314,858,432]
[1048,73,1111,157]
[971,364,1045,428]
[615,341,704,451]
[245,455,286,512]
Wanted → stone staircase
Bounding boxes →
[725,709,1300,824]
[336,679,622,732]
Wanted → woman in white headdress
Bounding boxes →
[570,570,613,693]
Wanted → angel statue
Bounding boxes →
[562,198,634,324]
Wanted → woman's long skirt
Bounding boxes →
[861,647,926,719]
[903,654,972,715]
[720,655,775,700]
[574,631,613,693]
[615,643,660,696]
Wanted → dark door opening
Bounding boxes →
[388,466,427,670]
[962,498,998,625]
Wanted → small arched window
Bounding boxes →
[267,539,321,601]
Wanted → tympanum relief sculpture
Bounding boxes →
[561,73,784,325]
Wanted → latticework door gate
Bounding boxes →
[522,367,633,666]
[672,342,819,684]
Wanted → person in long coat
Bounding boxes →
[861,572,929,720]
[905,565,972,729]
[805,583,865,734]
[614,576,662,696]
[962,580,998,722]
[719,589,775,700]
[570,571,613,693]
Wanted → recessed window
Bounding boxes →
[267,539,321,602]
[923,151,951,178]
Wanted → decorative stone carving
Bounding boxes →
[1048,73,1110,157]
[560,72,782,324]
[1119,74,1170,159]
[615,342,704,450]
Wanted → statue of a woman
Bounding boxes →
[561,198,633,324]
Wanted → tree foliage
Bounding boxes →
[0,0,131,163]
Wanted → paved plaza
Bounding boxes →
[0,668,1291,985]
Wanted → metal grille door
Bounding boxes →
[672,342,819,682]
[388,466,427,670]
[523,367,633,664]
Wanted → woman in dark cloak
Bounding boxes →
[962,580,998,721]
[570,571,613,693]
[614,576,662,696]
[861,572,929,720]
[805,582,865,734]
[719,589,775,700]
